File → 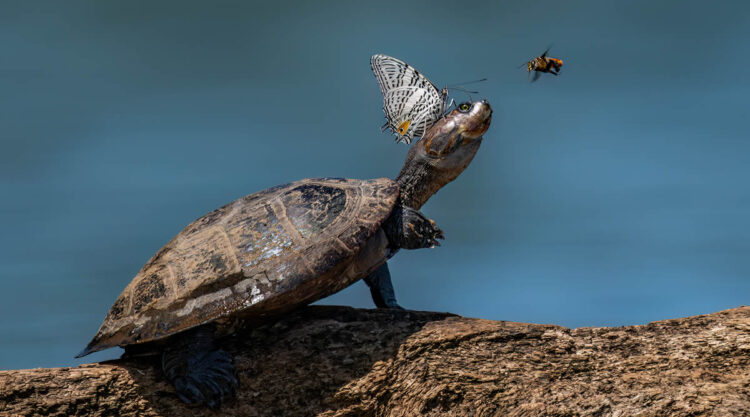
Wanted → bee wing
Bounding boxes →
[541,43,554,58]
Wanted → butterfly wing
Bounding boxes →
[371,54,446,144]
[383,86,446,144]
[371,54,439,92]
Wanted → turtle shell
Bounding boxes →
[79,177,399,355]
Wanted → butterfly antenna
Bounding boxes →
[441,98,456,116]
[445,78,487,89]
[448,86,481,94]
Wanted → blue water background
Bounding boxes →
[1,1,749,369]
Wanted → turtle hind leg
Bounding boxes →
[162,324,238,409]
[364,263,403,309]
[383,206,444,250]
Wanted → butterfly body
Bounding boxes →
[371,54,448,144]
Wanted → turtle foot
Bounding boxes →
[385,206,444,250]
[364,263,404,309]
[170,348,237,409]
[162,326,238,409]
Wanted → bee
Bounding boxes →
[523,47,563,82]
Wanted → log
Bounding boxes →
[1,305,748,416]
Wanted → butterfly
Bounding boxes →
[370,54,449,145]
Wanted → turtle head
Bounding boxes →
[395,100,492,209]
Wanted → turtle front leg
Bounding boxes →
[370,206,443,309]
[364,263,403,309]
[162,324,238,409]
[383,205,444,250]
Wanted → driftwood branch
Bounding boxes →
[1,305,748,416]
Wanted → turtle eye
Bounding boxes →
[457,102,471,113]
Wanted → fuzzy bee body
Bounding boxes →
[524,48,563,82]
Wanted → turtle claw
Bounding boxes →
[419,221,444,249]
[431,228,445,246]
[174,377,206,405]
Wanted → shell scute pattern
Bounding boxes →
[283,184,347,239]
[84,178,399,353]
[343,224,374,251]
[170,227,241,291]
[231,204,298,271]
[181,204,230,237]
[309,239,354,277]
[132,272,169,314]
[105,293,130,323]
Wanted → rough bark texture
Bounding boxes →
[1,305,748,417]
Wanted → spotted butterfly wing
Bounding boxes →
[370,54,448,144]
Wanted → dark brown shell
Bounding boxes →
[80,178,399,355]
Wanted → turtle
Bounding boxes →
[76,99,493,408]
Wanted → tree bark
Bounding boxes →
[1,305,748,417]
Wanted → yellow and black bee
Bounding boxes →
[523,48,563,82]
